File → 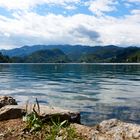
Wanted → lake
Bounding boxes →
[0,63,140,126]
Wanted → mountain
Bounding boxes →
[1,45,121,61]
[79,47,140,63]
[11,49,70,63]
[110,47,140,63]
[1,45,140,63]
[0,52,10,63]
[127,51,140,62]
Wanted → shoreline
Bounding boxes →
[0,62,140,65]
[0,96,140,140]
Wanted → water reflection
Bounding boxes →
[0,64,140,125]
[81,103,140,126]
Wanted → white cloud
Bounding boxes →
[0,0,80,10]
[64,5,77,10]
[0,0,139,49]
[87,0,118,16]
[128,0,140,2]
[0,10,139,49]
[131,9,140,14]
[124,0,140,7]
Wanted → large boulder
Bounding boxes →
[0,96,17,108]
[95,119,140,140]
[72,119,140,140]
[0,105,26,121]
[0,96,80,123]
[0,104,80,123]
[25,104,80,123]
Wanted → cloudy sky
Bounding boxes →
[0,0,140,49]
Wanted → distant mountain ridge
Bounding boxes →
[0,52,10,63]
[80,47,140,63]
[11,49,70,63]
[0,45,140,63]
[1,45,122,59]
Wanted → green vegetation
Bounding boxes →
[46,120,81,140]
[23,98,42,132]
[23,112,43,132]
[125,51,140,62]
[0,46,140,63]
[11,49,70,63]
[25,49,70,63]
[23,114,83,140]
[22,99,84,140]
[79,47,140,63]
[0,52,11,63]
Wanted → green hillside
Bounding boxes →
[1,46,140,63]
[79,47,140,63]
[11,49,70,63]
[0,52,10,63]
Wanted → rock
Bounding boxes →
[0,105,26,121]
[0,96,17,108]
[97,119,119,133]
[0,104,80,123]
[95,119,140,140]
[25,104,80,123]
[72,119,140,140]
[71,119,140,140]
[71,123,95,140]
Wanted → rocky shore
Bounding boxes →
[0,96,140,140]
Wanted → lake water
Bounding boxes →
[0,63,140,126]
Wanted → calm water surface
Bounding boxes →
[0,64,140,126]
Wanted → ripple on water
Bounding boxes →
[0,64,140,125]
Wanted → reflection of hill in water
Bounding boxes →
[81,103,140,126]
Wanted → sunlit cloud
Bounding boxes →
[0,0,139,49]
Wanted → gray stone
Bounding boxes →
[0,96,17,108]
[0,105,26,121]
[96,119,140,140]
[0,104,80,123]
[73,119,140,140]
[25,104,80,123]
[97,119,119,133]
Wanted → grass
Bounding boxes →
[22,114,84,140]
[46,124,82,140]
[23,112,43,132]
[22,98,85,140]
[23,98,43,132]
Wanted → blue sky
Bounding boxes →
[0,0,139,49]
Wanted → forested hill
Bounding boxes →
[0,52,11,63]
[79,47,140,63]
[1,45,122,59]
[11,49,70,63]
[0,45,140,63]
